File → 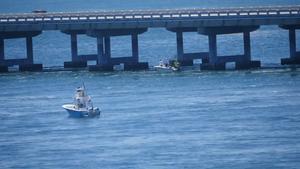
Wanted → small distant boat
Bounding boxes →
[62,84,100,118]
[154,60,180,72]
[154,65,179,72]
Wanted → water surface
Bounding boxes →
[1,0,300,168]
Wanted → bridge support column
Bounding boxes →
[173,31,194,66]
[176,31,184,61]
[0,38,3,61]
[104,36,111,61]
[0,31,43,72]
[235,32,261,69]
[89,35,113,71]
[200,33,226,70]
[199,26,260,70]
[281,27,300,65]
[0,38,8,72]
[132,33,139,62]
[167,28,209,66]
[64,33,87,68]
[87,28,148,71]
[124,33,148,71]
[96,35,104,65]
[18,36,43,71]
[71,33,78,62]
[26,36,33,63]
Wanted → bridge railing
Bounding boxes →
[0,6,300,24]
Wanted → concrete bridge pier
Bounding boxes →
[88,34,113,71]
[0,31,42,72]
[0,38,7,72]
[235,31,261,69]
[124,33,149,71]
[280,25,300,65]
[62,30,88,68]
[87,28,148,71]
[199,26,261,70]
[167,28,209,66]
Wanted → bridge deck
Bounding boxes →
[1,6,300,17]
[0,5,299,31]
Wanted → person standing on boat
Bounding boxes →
[159,60,164,67]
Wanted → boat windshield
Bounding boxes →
[75,87,85,97]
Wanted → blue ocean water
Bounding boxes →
[1,0,300,168]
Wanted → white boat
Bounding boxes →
[62,85,100,118]
[154,60,180,72]
[154,65,179,72]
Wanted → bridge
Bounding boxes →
[0,5,300,72]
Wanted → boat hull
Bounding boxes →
[62,104,100,118]
[154,66,179,72]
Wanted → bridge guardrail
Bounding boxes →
[0,6,299,26]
